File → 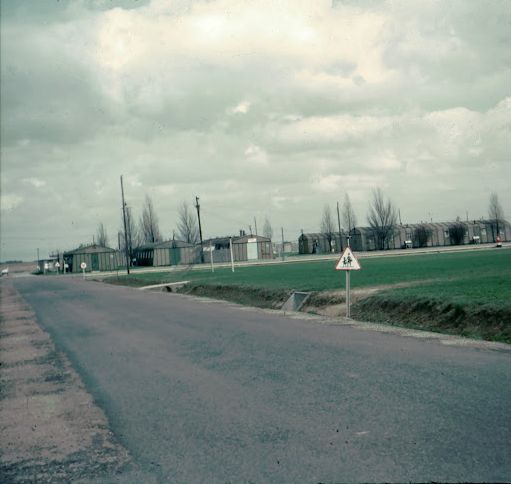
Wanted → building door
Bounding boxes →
[91,254,99,271]
[247,241,258,260]
[170,248,181,265]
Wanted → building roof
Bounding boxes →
[135,239,197,251]
[134,242,159,251]
[235,235,271,243]
[204,235,271,246]
[64,244,117,255]
[300,233,344,240]
[154,240,195,249]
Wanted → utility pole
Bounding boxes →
[195,196,204,263]
[210,241,214,272]
[254,217,258,236]
[120,175,130,275]
[126,207,133,261]
[281,227,285,261]
[336,201,342,251]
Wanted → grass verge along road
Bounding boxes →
[104,248,511,343]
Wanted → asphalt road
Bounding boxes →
[12,276,511,482]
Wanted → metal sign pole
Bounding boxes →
[346,270,350,318]
[229,237,235,272]
[210,242,214,273]
[336,243,360,320]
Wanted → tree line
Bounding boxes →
[95,197,200,254]
[320,189,505,251]
[94,190,505,255]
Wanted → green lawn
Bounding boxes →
[377,273,511,307]
[107,248,511,296]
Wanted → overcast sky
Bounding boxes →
[1,0,510,261]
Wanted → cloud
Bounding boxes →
[1,0,510,260]
[244,143,268,165]
[1,195,24,212]
[22,178,47,188]
[229,101,251,115]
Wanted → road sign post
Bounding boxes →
[346,271,350,318]
[335,247,361,318]
[80,262,87,279]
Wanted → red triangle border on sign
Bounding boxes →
[335,247,361,271]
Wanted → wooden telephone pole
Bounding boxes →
[195,196,204,263]
[120,175,130,275]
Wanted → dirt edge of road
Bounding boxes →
[180,282,511,345]
[0,281,131,482]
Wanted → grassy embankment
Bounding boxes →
[104,248,511,343]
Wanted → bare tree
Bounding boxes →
[139,195,162,244]
[448,222,466,245]
[176,201,199,244]
[127,207,141,252]
[263,217,273,240]
[320,204,335,252]
[413,224,431,248]
[488,192,505,242]
[367,188,398,250]
[342,193,357,234]
[119,207,141,261]
[96,223,108,247]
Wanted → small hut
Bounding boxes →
[204,235,273,262]
[132,243,158,266]
[63,244,122,273]
[153,240,201,266]
[133,240,201,267]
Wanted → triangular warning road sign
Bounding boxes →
[335,247,361,271]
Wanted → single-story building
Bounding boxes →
[393,220,511,248]
[276,241,299,254]
[204,234,273,263]
[299,219,511,254]
[298,233,344,254]
[133,240,201,267]
[63,244,123,273]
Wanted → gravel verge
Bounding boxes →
[0,281,131,482]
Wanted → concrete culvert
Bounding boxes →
[282,292,311,312]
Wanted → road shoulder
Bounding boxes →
[0,280,131,481]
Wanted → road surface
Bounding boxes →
[10,276,511,482]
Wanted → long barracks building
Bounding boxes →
[299,219,511,254]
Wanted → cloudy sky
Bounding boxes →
[1,0,510,261]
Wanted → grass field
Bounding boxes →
[104,248,511,343]
[106,248,511,293]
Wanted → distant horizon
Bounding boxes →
[2,214,508,264]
